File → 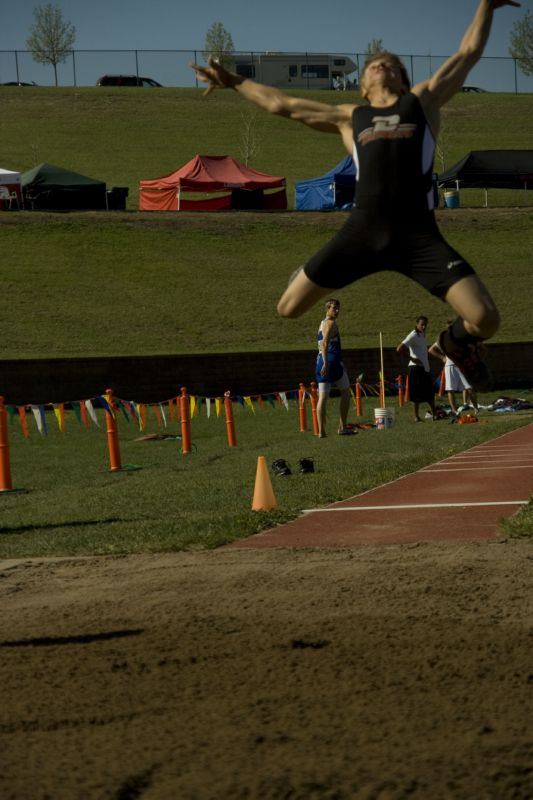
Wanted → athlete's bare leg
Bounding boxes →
[439,275,499,391]
[316,391,328,437]
[338,387,351,432]
[443,275,500,340]
[277,268,336,319]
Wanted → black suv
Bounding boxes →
[96,75,162,87]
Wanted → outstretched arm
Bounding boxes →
[414,0,520,113]
[191,56,355,137]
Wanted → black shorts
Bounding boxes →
[408,365,434,403]
[303,208,475,299]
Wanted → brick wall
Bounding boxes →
[1,342,532,405]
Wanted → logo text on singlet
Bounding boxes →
[358,114,417,146]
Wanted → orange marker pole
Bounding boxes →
[379,332,386,407]
[310,382,319,436]
[224,390,237,448]
[355,381,363,417]
[0,396,13,491]
[396,375,405,408]
[438,368,446,397]
[298,383,307,432]
[404,374,410,403]
[105,389,122,472]
[180,386,192,454]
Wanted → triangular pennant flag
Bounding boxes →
[257,395,265,410]
[154,405,162,427]
[85,399,99,427]
[6,405,16,423]
[265,394,276,408]
[244,396,255,413]
[116,399,130,423]
[206,398,211,419]
[72,401,82,425]
[79,401,90,429]
[96,395,114,417]
[31,405,47,435]
[279,392,289,411]
[159,403,167,427]
[126,401,138,422]
[53,403,65,432]
[17,406,29,438]
[138,403,146,431]
[190,395,196,417]
[237,396,244,407]
[215,398,222,417]
[168,398,175,421]
[31,405,43,435]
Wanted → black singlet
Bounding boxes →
[303,93,475,297]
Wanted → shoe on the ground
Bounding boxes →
[338,428,357,435]
[437,330,492,392]
[299,457,314,474]
[271,458,292,476]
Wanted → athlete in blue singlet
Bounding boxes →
[315,299,353,437]
[192,1,520,391]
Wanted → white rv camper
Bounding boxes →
[233,53,358,90]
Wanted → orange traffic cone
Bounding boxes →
[252,455,278,511]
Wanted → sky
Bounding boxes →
[1,0,531,89]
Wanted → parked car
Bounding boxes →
[461,85,487,93]
[1,81,38,86]
[96,75,162,87]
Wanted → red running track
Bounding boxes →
[229,423,533,549]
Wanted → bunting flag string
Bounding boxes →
[3,375,400,440]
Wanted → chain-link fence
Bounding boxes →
[1,49,532,93]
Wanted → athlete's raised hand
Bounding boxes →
[191,56,239,96]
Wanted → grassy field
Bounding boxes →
[1,86,533,208]
[1,393,532,559]
[1,208,533,358]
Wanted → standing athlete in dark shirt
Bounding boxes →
[192,0,520,390]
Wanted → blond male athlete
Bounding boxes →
[192,0,520,391]
[316,299,354,437]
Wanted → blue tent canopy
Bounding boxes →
[295,155,356,210]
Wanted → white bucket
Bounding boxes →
[443,190,460,209]
[374,407,395,429]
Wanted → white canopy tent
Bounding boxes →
[0,167,22,208]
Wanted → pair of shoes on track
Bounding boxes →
[437,330,492,392]
[338,427,357,436]
[271,458,314,476]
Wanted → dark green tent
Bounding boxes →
[21,162,107,210]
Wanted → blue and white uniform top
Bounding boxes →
[316,319,345,383]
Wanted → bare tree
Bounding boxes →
[365,38,385,56]
[26,3,76,86]
[239,110,261,166]
[509,10,533,76]
[203,22,235,70]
